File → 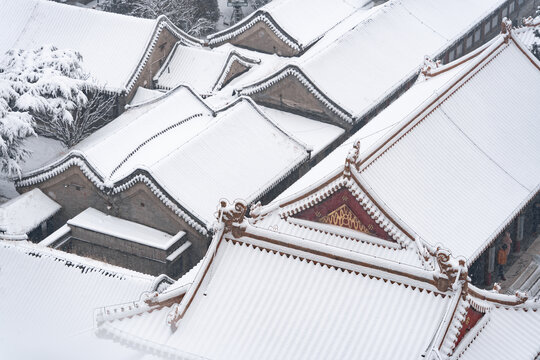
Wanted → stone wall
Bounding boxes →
[251,74,347,128]
[220,60,250,89]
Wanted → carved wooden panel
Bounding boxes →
[454,307,484,348]
[294,188,393,241]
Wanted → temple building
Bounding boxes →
[93,198,540,360]
[271,24,540,285]
[91,27,540,359]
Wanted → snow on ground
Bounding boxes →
[0,136,66,204]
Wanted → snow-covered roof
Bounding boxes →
[356,34,540,263]
[18,86,309,233]
[95,196,540,360]
[240,0,507,123]
[0,241,154,359]
[454,305,540,360]
[208,0,372,52]
[0,0,200,93]
[252,53,477,268]
[267,31,540,265]
[129,87,165,106]
[259,106,345,156]
[275,55,472,201]
[513,15,540,51]
[154,43,260,95]
[68,208,184,250]
[0,188,60,237]
[97,212,454,360]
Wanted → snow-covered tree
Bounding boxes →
[0,45,89,176]
[101,0,219,36]
[35,89,116,148]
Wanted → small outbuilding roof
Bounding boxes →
[154,43,260,95]
[67,208,185,250]
[0,188,60,237]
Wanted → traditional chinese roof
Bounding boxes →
[0,240,154,359]
[430,285,540,360]
[97,196,540,360]
[17,86,309,234]
[239,0,508,124]
[452,300,540,360]
[96,197,540,360]
[260,29,540,265]
[96,199,460,360]
[129,87,165,106]
[207,0,372,54]
[513,15,540,52]
[0,0,201,94]
[0,188,60,239]
[154,43,260,95]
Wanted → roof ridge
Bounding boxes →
[358,34,508,172]
[109,112,206,179]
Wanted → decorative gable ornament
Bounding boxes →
[293,187,393,241]
[344,139,361,178]
[420,56,442,78]
[215,199,248,238]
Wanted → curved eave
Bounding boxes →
[237,64,354,126]
[124,16,204,96]
[207,10,302,54]
[16,152,209,236]
[212,51,261,91]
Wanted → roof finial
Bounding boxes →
[421,56,441,77]
[501,17,512,37]
[215,199,248,238]
[344,140,361,178]
[429,246,469,296]
[523,14,540,27]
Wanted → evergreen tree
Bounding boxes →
[0,46,88,176]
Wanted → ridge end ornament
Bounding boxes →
[344,140,361,178]
[215,199,248,238]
